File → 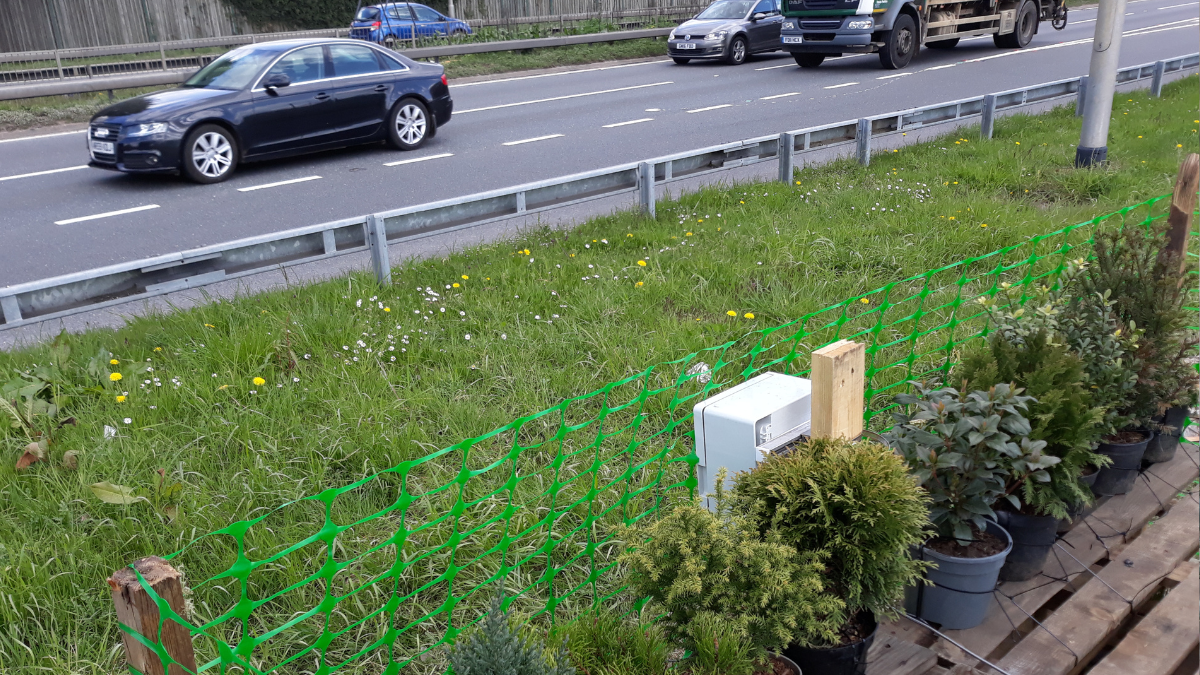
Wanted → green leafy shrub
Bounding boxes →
[1079,223,1198,427]
[733,437,930,618]
[548,606,670,675]
[620,475,844,653]
[448,594,575,675]
[884,383,1054,544]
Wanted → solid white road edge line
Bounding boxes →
[0,129,87,144]
[456,82,673,114]
[687,104,733,113]
[384,152,454,166]
[761,92,801,99]
[0,165,88,182]
[55,204,159,225]
[603,118,654,127]
[237,175,322,192]
[503,134,565,146]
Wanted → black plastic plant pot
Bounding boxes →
[1143,406,1189,465]
[904,520,1012,630]
[767,651,803,675]
[783,612,875,675]
[996,509,1058,581]
[1056,468,1100,534]
[1093,430,1153,495]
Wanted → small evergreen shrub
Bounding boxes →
[620,474,845,653]
[448,594,575,675]
[884,383,1056,544]
[733,437,930,619]
[684,614,757,675]
[548,606,670,675]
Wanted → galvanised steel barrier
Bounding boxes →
[1,52,1196,332]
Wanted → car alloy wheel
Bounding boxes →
[727,35,747,65]
[397,103,426,145]
[192,131,233,179]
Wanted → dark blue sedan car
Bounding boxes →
[351,3,473,45]
[87,38,453,183]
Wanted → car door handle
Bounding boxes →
[315,92,331,100]
[375,84,388,92]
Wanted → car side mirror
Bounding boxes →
[264,73,290,93]
[752,12,766,20]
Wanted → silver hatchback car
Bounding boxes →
[668,0,784,66]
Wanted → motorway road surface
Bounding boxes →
[0,0,1196,288]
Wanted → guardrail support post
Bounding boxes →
[980,94,997,140]
[638,161,656,218]
[856,118,871,166]
[54,50,63,80]
[1,296,21,325]
[108,556,197,675]
[1151,60,1166,97]
[366,215,391,286]
[778,132,795,184]
[1075,76,1088,117]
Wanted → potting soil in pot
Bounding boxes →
[1094,430,1153,495]
[1143,406,1189,465]
[904,520,1012,630]
[783,612,875,675]
[996,509,1058,581]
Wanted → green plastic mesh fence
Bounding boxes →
[120,193,1195,675]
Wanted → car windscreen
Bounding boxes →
[356,7,381,20]
[695,0,754,19]
[183,47,276,90]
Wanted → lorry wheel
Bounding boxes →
[927,37,959,49]
[793,53,825,67]
[879,13,917,69]
[995,0,1037,48]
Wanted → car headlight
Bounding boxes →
[669,29,677,39]
[847,18,873,30]
[705,29,728,40]
[783,20,796,29]
[126,123,167,137]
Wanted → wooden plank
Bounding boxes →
[107,556,197,675]
[865,630,939,675]
[1088,561,1200,675]
[810,340,865,441]
[1163,153,1199,278]
[997,495,1200,675]
[933,444,1200,660]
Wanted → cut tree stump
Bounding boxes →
[1087,560,1200,675]
[107,556,197,675]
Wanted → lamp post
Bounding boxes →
[1075,0,1127,167]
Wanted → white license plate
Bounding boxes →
[677,42,697,49]
[783,36,803,43]
[90,140,114,154]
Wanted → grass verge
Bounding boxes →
[0,77,1195,674]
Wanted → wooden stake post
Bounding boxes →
[1163,153,1199,278]
[108,556,197,675]
[810,340,866,440]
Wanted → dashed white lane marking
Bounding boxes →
[503,134,564,146]
[55,204,159,225]
[761,92,801,99]
[452,60,671,88]
[456,82,673,114]
[962,18,1197,63]
[237,175,322,192]
[384,152,454,166]
[755,63,794,70]
[0,165,88,182]
[925,64,957,71]
[1158,1,1198,7]
[686,104,733,113]
[603,118,654,127]
[878,72,912,79]
[0,129,86,144]
[824,82,860,89]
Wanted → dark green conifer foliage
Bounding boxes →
[448,595,575,675]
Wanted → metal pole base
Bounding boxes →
[1075,145,1108,168]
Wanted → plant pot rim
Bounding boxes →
[1101,428,1153,446]
[788,610,878,651]
[767,651,803,675]
[919,521,1013,565]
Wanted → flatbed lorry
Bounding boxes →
[779,0,1068,69]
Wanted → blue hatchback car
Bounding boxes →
[351,4,473,44]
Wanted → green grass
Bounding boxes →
[0,77,1196,675]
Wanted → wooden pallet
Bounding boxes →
[865,440,1200,675]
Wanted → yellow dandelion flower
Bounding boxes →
[636,281,644,287]
[1138,136,1143,138]
[795,181,801,185]
[860,298,870,304]
[1178,144,1184,148]
[252,377,265,386]
[218,385,229,391]
[949,216,956,220]
[1015,142,1020,145]
[686,232,693,236]
[116,395,126,403]
[744,312,755,319]
[110,359,119,365]
[739,200,744,204]
[453,283,460,288]
[109,373,122,382]
[204,323,215,328]
[981,223,988,228]
[727,310,737,317]
[384,306,392,311]
[154,347,162,352]
[637,260,647,267]
[626,233,633,237]
[570,253,575,257]
[697,219,704,223]
[461,275,469,280]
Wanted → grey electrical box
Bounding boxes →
[693,372,812,507]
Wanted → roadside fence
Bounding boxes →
[2,52,1195,333]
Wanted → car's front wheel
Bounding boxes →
[182,124,238,184]
[387,98,431,150]
[726,35,748,65]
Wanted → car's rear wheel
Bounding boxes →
[793,53,825,67]
[387,98,431,150]
[726,35,748,65]
[672,57,691,65]
[182,124,237,184]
